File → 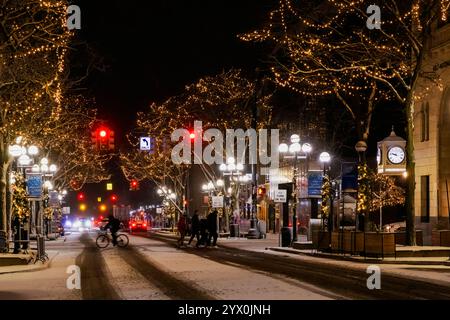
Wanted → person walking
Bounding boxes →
[207,210,219,248]
[177,214,187,247]
[188,210,200,246]
[197,217,209,248]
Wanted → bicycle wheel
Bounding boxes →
[96,234,110,248]
[116,234,129,248]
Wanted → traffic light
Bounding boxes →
[99,204,107,212]
[130,179,139,191]
[189,132,195,140]
[77,192,85,201]
[92,127,114,151]
[110,194,118,203]
[108,130,115,150]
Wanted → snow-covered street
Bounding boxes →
[1,231,450,300]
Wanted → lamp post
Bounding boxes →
[355,141,368,232]
[157,186,179,230]
[219,158,245,233]
[319,152,331,234]
[279,135,312,244]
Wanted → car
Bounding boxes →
[70,218,92,232]
[129,220,148,232]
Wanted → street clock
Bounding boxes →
[387,146,405,164]
[377,128,406,175]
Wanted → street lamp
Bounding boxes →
[219,160,246,232]
[319,151,331,234]
[9,145,23,158]
[28,145,39,156]
[279,135,313,244]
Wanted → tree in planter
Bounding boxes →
[241,0,450,244]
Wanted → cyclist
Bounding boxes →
[103,214,121,246]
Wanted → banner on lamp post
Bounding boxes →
[308,172,323,197]
[26,173,42,198]
[49,191,60,208]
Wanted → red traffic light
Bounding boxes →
[189,132,195,139]
[99,129,107,138]
[130,179,139,191]
[77,193,85,201]
[110,194,118,202]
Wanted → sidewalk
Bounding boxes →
[0,235,64,274]
[0,250,58,275]
[155,230,450,266]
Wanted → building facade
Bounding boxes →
[414,21,450,245]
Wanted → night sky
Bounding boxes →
[69,0,277,208]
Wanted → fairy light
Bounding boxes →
[240,0,448,104]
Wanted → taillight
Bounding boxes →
[143,223,147,227]
[132,223,136,227]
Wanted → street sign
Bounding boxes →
[140,137,152,151]
[212,196,224,208]
[49,191,60,207]
[26,173,42,198]
[308,172,323,197]
[274,190,287,203]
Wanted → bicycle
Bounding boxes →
[96,230,129,248]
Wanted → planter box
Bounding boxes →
[331,232,343,252]
[364,232,396,258]
[342,231,364,255]
[395,231,423,246]
[313,231,330,251]
[432,230,450,247]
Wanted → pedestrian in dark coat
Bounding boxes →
[207,210,218,247]
[197,218,209,248]
[188,210,200,246]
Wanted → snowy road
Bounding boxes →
[1,231,450,300]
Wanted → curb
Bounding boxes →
[153,231,450,266]
[268,247,450,266]
[0,251,59,275]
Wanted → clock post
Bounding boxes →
[377,128,407,231]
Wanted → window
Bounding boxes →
[421,176,430,223]
[420,102,430,142]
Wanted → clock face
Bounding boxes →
[388,146,405,164]
[377,147,381,164]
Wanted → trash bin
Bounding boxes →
[230,224,239,237]
[281,227,292,247]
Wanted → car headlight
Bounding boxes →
[64,221,72,228]
[73,221,81,228]
[84,221,91,228]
